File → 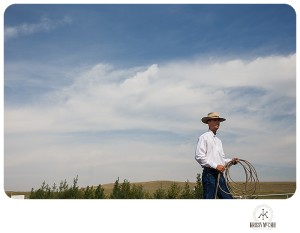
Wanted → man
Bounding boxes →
[195,112,239,199]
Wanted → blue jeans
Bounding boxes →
[202,167,233,199]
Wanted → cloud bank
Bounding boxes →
[4,16,72,41]
[4,54,296,190]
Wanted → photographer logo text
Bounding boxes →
[250,205,276,229]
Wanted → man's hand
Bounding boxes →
[216,165,226,172]
[232,157,239,165]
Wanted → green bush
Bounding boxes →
[180,180,195,199]
[94,184,106,199]
[194,173,203,199]
[30,174,203,199]
[84,186,95,199]
[167,183,182,199]
[130,184,146,199]
[153,185,166,199]
[109,177,121,199]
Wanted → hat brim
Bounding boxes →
[201,117,226,124]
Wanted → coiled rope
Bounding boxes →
[216,159,260,199]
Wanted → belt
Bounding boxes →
[203,166,217,172]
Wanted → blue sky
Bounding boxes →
[3,4,296,191]
[4,4,295,67]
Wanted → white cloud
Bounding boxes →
[4,16,73,41]
[5,54,296,133]
[4,54,296,190]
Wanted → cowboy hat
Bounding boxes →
[201,112,226,124]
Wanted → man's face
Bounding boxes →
[208,119,221,131]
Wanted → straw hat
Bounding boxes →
[201,112,226,124]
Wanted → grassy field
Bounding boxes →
[6,181,296,199]
[101,181,296,198]
[253,181,296,199]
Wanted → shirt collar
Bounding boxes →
[208,130,217,137]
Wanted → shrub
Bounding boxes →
[84,186,95,199]
[30,174,203,199]
[180,180,195,199]
[110,177,121,199]
[194,173,203,199]
[94,184,106,199]
[130,184,146,199]
[167,183,182,199]
[153,185,166,199]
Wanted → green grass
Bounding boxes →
[254,182,296,199]
[101,181,296,198]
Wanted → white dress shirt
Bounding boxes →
[195,130,232,169]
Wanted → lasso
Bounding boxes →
[216,159,260,199]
